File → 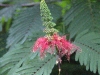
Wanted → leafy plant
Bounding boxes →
[0,0,100,75]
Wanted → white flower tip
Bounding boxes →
[32,50,35,53]
[56,60,58,64]
[59,68,61,72]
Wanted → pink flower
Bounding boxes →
[33,37,49,58]
[51,33,76,60]
[33,33,79,60]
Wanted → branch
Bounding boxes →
[0,0,58,7]
[21,2,40,7]
[0,4,10,7]
[0,2,40,7]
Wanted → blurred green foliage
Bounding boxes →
[0,0,100,75]
[0,33,8,57]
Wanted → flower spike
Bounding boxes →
[40,0,58,36]
[32,0,81,74]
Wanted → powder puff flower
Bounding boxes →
[33,33,79,60]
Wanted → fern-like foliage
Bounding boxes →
[0,41,31,75]
[7,4,61,48]
[1,0,100,75]
[74,30,100,74]
[0,4,60,74]
[0,35,56,75]
[63,0,100,74]
[7,54,56,75]
[64,0,100,38]
[6,5,43,47]
[0,33,8,57]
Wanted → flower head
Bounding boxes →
[33,33,79,60]
[32,0,80,60]
[33,37,49,58]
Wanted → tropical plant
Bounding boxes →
[0,0,100,75]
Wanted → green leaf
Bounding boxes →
[0,23,2,31]
[6,6,43,48]
[0,6,16,22]
[0,6,16,30]
[74,30,100,74]
[7,54,56,75]
[0,34,56,75]
[0,33,8,57]
[7,4,61,48]
[63,0,100,38]
[0,35,35,75]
